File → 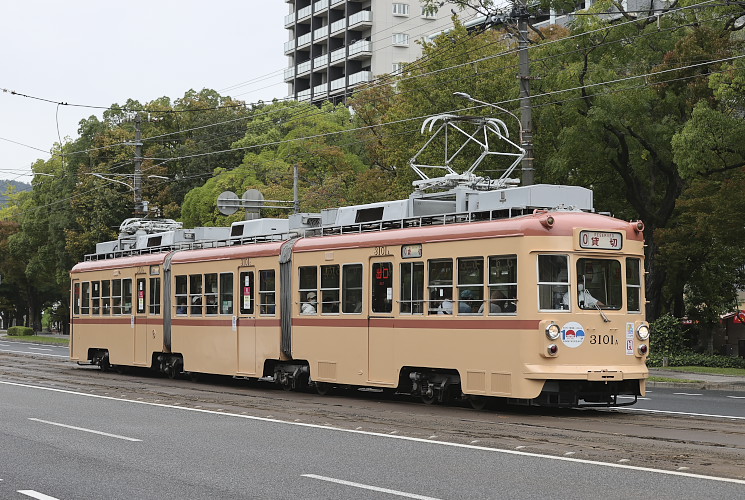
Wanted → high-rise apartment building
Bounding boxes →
[283,0,478,104]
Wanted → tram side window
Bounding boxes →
[321,265,340,314]
[487,255,517,314]
[239,272,255,315]
[112,279,122,315]
[175,275,188,315]
[371,262,393,313]
[101,280,111,315]
[220,272,234,315]
[457,257,483,315]
[123,279,133,314]
[259,270,275,315]
[73,283,81,315]
[81,282,91,314]
[400,262,424,315]
[91,281,100,315]
[538,255,569,310]
[149,278,161,315]
[576,259,622,310]
[137,278,147,314]
[205,273,218,315]
[626,258,641,313]
[428,259,453,315]
[342,264,363,314]
[299,266,318,315]
[190,274,203,315]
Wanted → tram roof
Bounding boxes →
[294,210,642,252]
[71,252,168,273]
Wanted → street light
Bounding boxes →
[453,92,523,144]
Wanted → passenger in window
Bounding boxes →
[436,290,453,315]
[563,284,603,309]
[458,289,475,313]
[479,289,504,314]
[301,291,317,314]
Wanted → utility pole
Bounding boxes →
[133,113,145,215]
[516,2,534,186]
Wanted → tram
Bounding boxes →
[70,115,649,408]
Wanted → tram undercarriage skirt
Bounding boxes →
[533,379,642,407]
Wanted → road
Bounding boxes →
[0,343,744,499]
[1,379,744,500]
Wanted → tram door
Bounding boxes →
[236,269,257,375]
[134,277,148,365]
[368,260,396,384]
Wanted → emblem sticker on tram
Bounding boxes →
[560,321,586,348]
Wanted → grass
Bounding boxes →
[659,366,745,376]
[647,376,703,384]
[3,335,69,345]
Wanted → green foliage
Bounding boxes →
[650,314,689,357]
[647,351,745,369]
[7,326,34,336]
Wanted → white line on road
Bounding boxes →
[302,474,442,500]
[727,396,745,399]
[28,347,53,351]
[673,393,703,396]
[3,380,745,486]
[0,349,67,358]
[617,396,650,400]
[28,418,142,442]
[18,491,60,500]
[620,407,745,421]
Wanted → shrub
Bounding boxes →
[650,313,687,356]
[647,351,745,369]
[7,326,34,337]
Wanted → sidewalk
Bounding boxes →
[648,368,745,392]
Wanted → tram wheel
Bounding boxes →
[468,395,488,411]
[421,392,437,405]
[315,382,333,396]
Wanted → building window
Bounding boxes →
[392,3,409,16]
[421,6,437,19]
[392,62,405,74]
[392,33,409,46]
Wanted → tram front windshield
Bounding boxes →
[576,258,621,310]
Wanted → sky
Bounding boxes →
[0,0,288,183]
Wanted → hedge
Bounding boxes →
[7,326,34,337]
[647,351,745,369]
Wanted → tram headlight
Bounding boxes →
[637,324,650,341]
[545,323,561,340]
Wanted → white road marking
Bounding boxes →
[17,491,60,500]
[726,396,745,399]
[302,474,442,500]
[28,347,53,352]
[0,348,67,358]
[3,380,745,486]
[673,393,703,396]
[619,407,745,421]
[617,395,650,400]
[28,418,142,442]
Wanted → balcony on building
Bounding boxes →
[348,40,372,60]
[297,88,312,101]
[297,5,312,21]
[297,60,312,76]
[297,32,312,49]
[330,17,346,35]
[314,83,329,98]
[329,46,346,65]
[313,53,329,70]
[313,24,329,42]
[330,0,344,7]
[348,70,372,86]
[284,66,296,82]
[313,0,329,13]
[348,10,372,28]
[284,12,295,28]
[284,38,296,54]
[330,76,346,93]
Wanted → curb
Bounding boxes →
[647,380,745,392]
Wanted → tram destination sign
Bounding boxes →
[579,230,623,250]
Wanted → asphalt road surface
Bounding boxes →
[2,379,744,500]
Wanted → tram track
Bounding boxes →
[3,351,744,481]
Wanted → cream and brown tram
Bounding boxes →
[70,208,649,408]
[69,114,649,408]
